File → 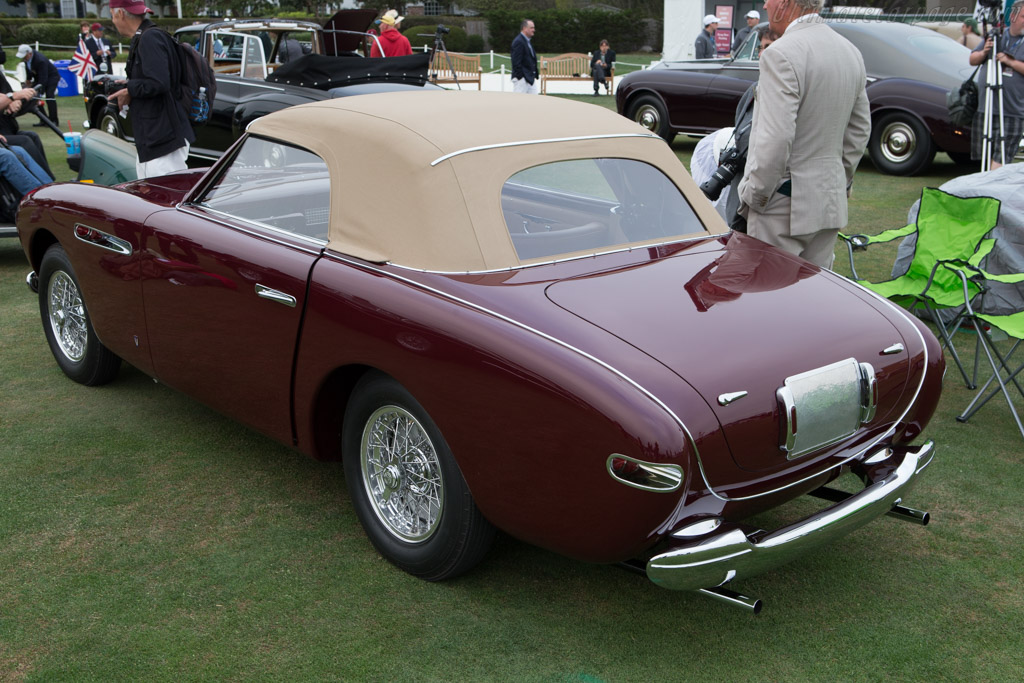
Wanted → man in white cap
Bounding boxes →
[16,44,59,125]
[695,15,719,59]
[732,10,761,52]
[370,9,412,58]
[107,0,195,179]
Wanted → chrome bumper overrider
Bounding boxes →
[647,441,934,595]
[26,270,38,294]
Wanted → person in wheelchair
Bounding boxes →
[0,81,54,177]
[0,135,52,198]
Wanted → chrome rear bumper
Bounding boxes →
[647,441,934,593]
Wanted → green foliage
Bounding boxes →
[465,34,485,53]
[12,22,86,47]
[485,8,651,53]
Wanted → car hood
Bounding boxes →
[543,236,922,480]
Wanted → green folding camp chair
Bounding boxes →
[839,187,1002,389]
[944,262,1024,440]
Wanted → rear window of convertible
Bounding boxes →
[501,158,702,262]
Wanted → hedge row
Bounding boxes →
[483,9,658,53]
[0,10,660,55]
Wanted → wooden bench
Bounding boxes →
[430,52,482,89]
[540,52,613,94]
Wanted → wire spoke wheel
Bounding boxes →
[38,245,121,386]
[47,270,89,362]
[360,405,444,543]
[343,373,495,581]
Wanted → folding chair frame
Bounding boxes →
[944,262,1024,440]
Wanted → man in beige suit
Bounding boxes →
[737,0,871,268]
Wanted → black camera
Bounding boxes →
[436,24,450,35]
[700,145,745,202]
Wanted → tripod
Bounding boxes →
[980,22,1007,171]
[427,25,461,89]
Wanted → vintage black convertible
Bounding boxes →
[616,20,975,176]
[81,14,437,166]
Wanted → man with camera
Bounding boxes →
[737,0,870,269]
[969,0,1024,169]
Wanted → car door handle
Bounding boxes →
[255,284,296,308]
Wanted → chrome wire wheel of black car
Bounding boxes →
[343,372,495,580]
[869,112,935,176]
[628,94,673,142]
[38,245,121,385]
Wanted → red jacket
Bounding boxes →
[371,27,412,58]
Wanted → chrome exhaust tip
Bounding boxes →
[698,586,763,614]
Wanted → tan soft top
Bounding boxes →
[248,90,721,271]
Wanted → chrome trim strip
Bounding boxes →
[255,284,297,307]
[73,223,132,255]
[718,391,747,406]
[219,79,286,92]
[430,133,660,166]
[176,205,326,255]
[386,233,723,275]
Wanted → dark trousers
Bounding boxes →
[42,85,58,127]
[592,65,610,91]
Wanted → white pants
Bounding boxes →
[512,77,539,95]
[136,141,190,180]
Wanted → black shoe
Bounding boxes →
[32,122,46,127]
[593,90,599,96]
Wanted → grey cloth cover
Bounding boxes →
[893,164,1024,316]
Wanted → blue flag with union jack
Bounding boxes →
[70,38,97,81]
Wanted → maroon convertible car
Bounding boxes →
[617,19,975,176]
[17,92,942,611]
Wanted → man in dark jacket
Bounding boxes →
[15,44,59,125]
[85,23,118,76]
[108,0,194,179]
[511,19,539,94]
[590,39,615,95]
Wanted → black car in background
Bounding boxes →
[616,20,975,175]
[81,14,436,166]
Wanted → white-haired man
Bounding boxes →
[737,0,870,269]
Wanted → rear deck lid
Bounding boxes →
[545,236,919,474]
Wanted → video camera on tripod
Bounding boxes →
[426,24,462,89]
[972,0,1021,170]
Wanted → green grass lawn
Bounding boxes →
[2,94,1023,681]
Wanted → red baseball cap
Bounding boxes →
[109,0,153,14]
